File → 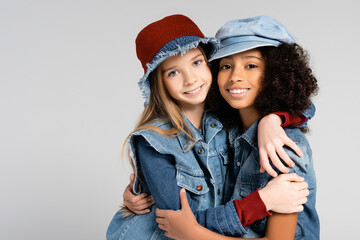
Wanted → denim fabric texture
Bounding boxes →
[106,111,246,239]
[300,101,316,128]
[209,15,295,62]
[106,205,161,240]
[106,106,317,239]
[228,120,320,239]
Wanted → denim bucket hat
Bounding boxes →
[209,15,296,61]
[135,14,218,105]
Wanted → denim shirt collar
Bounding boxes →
[177,110,223,151]
[228,120,260,150]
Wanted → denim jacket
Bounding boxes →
[107,111,246,240]
[228,120,320,239]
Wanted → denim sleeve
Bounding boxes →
[194,202,246,236]
[135,135,186,210]
[299,100,316,128]
[284,134,319,238]
[135,136,247,236]
[283,130,315,179]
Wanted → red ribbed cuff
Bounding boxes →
[233,189,272,227]
[272,112,308,128]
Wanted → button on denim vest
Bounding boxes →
[228,121,320,239]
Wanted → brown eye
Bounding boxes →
[220,64,231,70]
[246,64,257,69]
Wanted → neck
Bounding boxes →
[238,107,260,131]
[181,103,205,129]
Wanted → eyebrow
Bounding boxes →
[162,66,176,74]
[191,53,203,61]
[162,53,204,73]
[221,55,263,61]
[243,55,263,61]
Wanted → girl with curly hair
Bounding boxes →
[156,16,320,240]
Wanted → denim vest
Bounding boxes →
[228,121,320,239]
[129,111,230,209]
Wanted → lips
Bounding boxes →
[184,84,204,95]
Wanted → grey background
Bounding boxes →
[1,0,359,239]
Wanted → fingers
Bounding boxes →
[156,215,166,224]
[132,194,154,206]
[123,174,156,215]
[298,188,310,198]
[129,173,135,184]
[123,185,131,198]
[123,188,155,214]
[125,196,154,210]
[295,181,308,190]
[298,196,308,205]
[295,205,304,212]
[158,224,166,231]
[179,188,190,211]
[268,151,290,174]
[130,200,155,213]
[156,213,167,231]
[279,173,304,183]
[259,149,278,177]
[156,208,166,218]
[295,194,308,213]
[123,173,135,198]
[284,137,303,157]
[276,147,295,168]
[124,191,148,203]
[123,185,135,205]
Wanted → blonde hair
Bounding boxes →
[120,47,209,215]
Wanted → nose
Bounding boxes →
[229,66,244,82]
[183,69,198,85]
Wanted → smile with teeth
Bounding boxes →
[228,88,249,94]
[184,84,204,95]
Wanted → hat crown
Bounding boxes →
[209,15,295,62]
[216,15,295,44]
[135,14,204,73]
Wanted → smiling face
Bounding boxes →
[217,49,265,114]
[160,48,212,111]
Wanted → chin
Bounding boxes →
[228,103,248,110]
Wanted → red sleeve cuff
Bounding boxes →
[233,189,272,227]
[272,112,308,128]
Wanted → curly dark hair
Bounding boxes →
[206,43,319,131]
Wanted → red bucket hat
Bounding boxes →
[135,14,218,105]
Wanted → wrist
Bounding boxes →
[264,113,282,126]
[192,224,207,240]
[258,188,271,211]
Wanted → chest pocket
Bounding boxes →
[239,173,269,198]
[176,169,209,195]
[239,174,268,198]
